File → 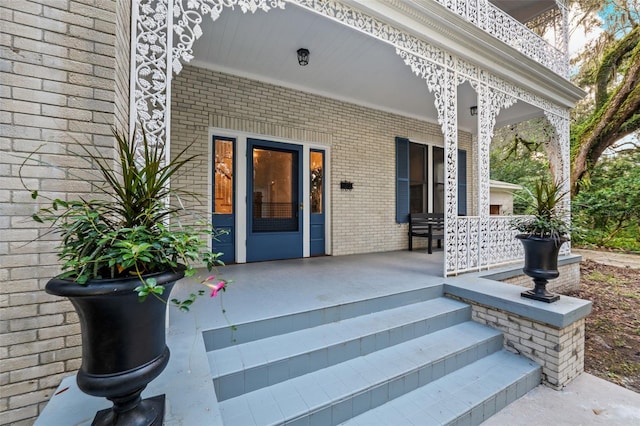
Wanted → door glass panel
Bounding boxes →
[310,151,323,214]
[252,148,297,232]
[214,139,233,214]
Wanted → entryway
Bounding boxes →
[212,135,327,263]
[247,139,303,262]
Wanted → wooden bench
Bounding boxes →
[409,213,445,254]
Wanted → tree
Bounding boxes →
[570,0,640,195]
[572,147,640,250]
[490,126,552,214]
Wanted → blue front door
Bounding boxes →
[247,139,303,262]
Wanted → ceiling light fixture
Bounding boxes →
[297,48,309,66]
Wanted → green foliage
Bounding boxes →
[22,129,228,310]
[490,135,552,214]
[572,148,640,251]
[511,178,570,239]
[569,2,639,195]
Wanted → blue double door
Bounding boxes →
[212,136,325,263]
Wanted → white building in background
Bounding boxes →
[490,180,523,215]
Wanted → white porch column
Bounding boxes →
[394,49,456,274]
[544,111,572,254]
[555,0,570,77]
[475,85,515,267]
[130,0,174,149]
[442,67,459,277]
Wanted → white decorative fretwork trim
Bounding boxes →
[433,0,569,78]
[131,0,573,274]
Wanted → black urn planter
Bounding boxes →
[516,235,567,303]
[46,269,185,426]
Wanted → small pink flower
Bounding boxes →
[208,281,226,297]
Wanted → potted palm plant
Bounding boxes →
[23,130,227,425]
[511,178,570,303]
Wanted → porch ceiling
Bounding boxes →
[490,0,557,23]
[190,3,543,133]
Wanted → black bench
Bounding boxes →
[409,213,445,254]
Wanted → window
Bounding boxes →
[432,146,445,214]
[396,137,467,223]
[409,143,428,214]
[310,151,323,214]
[214,138,234,214]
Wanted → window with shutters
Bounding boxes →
[396,137,467,223]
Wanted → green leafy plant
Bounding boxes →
[572,148,640,252]
[22,129,228,311]
[511,178,570,240]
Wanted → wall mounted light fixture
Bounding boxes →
[470,106,478,116]
[297,48,309,66]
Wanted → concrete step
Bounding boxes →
[210,297,471,400]
[217,321,504,425]
[342,350,541,426]
[203,285,444,351]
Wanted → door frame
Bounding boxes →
[208,127,331,263]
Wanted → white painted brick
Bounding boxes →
[1,99,41,115]
[43,31,94,52]
[13,10,68,34]
[0,405,39,425]
[39,346,81,364]
[9,313,64,332]
[6,0,43,15]
[9,362,64,383]
[68,24,114,46]
[0,381,39,400]
[37,371,67,390]
[0,21,43,41]
[0,304,38,320]
[0,355,39,375]
[8,389,53,410]
[43,5,94,28]
[9,338,65,358]
[0,330,37,347]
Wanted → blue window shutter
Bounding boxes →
[458,149,467,216]
[396,137,410,223]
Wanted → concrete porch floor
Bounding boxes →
[36,251,639,425]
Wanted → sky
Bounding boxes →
[568,4,604,58]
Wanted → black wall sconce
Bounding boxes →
[470,106,478,116]
[340,180,354,191]
[297,48,309,66]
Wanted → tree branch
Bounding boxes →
[571,26,640,195]
[595,27,640,109]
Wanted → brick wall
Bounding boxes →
[0,1,119,424]
[470,304,585,389]
[501,262,581,294]
[171,65,475,256]
[113,0,131,135]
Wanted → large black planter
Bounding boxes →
[46,269,184,426]
[516,235,567,303]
